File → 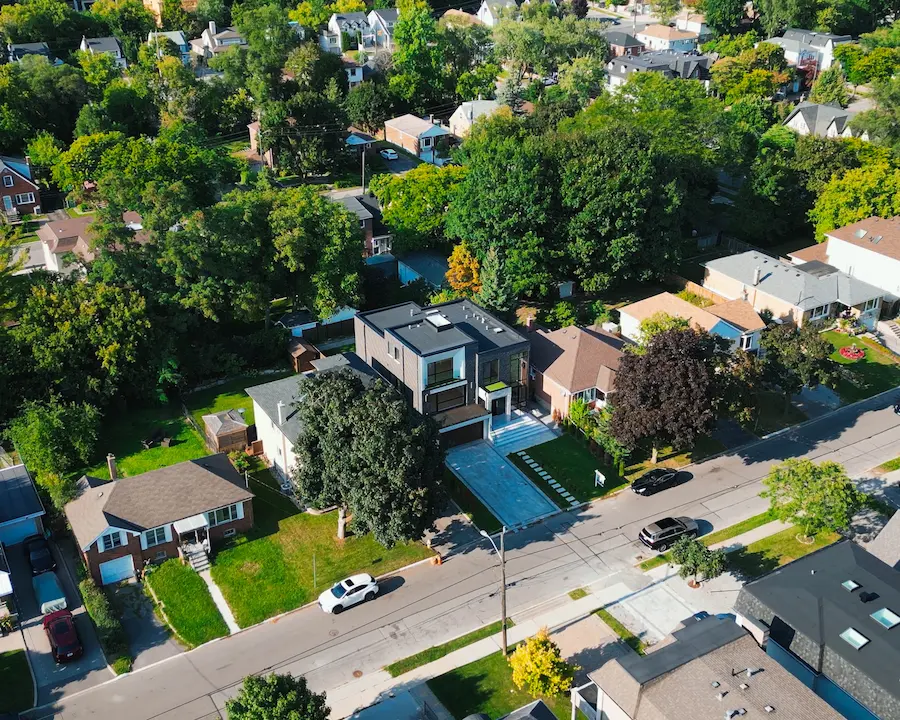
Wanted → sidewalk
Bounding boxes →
[199,570,240,634]
[707,520,791,554]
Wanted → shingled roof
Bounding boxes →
[529,325,626,393]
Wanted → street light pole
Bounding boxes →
[480,526,508,655]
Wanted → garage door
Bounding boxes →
[99,555,135,585]
[0,518,39,547]
[441,421,485,449]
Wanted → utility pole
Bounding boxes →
[361,145,367,192]
[480,526,508,655]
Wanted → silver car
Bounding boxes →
[639,516,699,552]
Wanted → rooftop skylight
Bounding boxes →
[840,628,870,650]
[871,608,900,630]
[842,580,860,592]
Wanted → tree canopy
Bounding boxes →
[226,673,329,720]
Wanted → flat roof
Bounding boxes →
[0,465,44,525]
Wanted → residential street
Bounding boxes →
[27,391,900,720]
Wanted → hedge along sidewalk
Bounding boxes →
[78,578,133,674]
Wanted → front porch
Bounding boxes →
[173,514,210,572]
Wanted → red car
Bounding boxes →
[43,610,82,663]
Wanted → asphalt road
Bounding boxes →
[27,392,900,720]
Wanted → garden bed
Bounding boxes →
[824,331,900,404]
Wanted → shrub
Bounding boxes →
[543,301,577,329]
[229,451,251,473]
[508,627,577,698]
[112,656,133,674]
[79,578,131,668]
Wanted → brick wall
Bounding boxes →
[0,168,40,215]
[84,533,142,586]
[384,125,417,156]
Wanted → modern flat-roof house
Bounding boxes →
[65,454,254,584]
[79,36,127,68]
[449,99,500,137]
[619,291,766,352]
[355,299,530,447]
[572,614,842,720]
[384,114,451,165]
[789,215,900,317]
[0,465,46,547]
[0,155,40,219]
[764,28,851,71]
[635,24,698,52]
[529,325,626,419]
[703,251,884,329]
[783,101,866,139]
[735,541,900,720]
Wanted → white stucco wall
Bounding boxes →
[252,400,297,481]
[619,311,641,344]
[825,237,900,301]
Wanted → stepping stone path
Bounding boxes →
[514,450,580,508]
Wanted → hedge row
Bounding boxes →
[78,578,132,674]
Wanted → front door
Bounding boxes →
[491,398,506,416]
[2,196,12,212]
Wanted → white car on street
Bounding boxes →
[379,148,399,160]
[318,573,379,614]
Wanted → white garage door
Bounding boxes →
[0,518,39,547]
[99,555,136,585]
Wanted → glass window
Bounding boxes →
[810,304,830,319]
[207,504,238,527]
[481,359,499,385]
[14,193,34,205]
[740,335,753,350]
[871,608,900,629]
[435,385,466,412]
[426,358,455,387]
[144,527,167,548]
[863,298,879,312]
[840,627,870,650]
[509,351,527,384]
[2,175,12,187]
[101,532,122,551]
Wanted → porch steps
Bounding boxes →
[184,544,210,573]
[489,411,557,455]
[877,320,900,357]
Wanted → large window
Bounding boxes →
[14,193,34,205]
[509,351,527,384]
[426,358,455,387]
[810,304,830,320]
[573,387,601,404]
[863,298,879,312]
[481,359,499,386]
[2,175,12,187]
[207,504,239,527]
[101,532,122,552]
[144,527,167,548]
[434,385,466,412]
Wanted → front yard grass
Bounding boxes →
[445,466,501,534]
[0,650,33,714]
[624,435,725,481]
[427,648,571,720]
[745,390,808,437]
[509,433,626,503]
[211,470,434,627]
[824,331,900,404]
[595,608,646,656]
[878,456,900,473]
[184,371,295,430]
[727,526,840,579]
[145,560,229,648]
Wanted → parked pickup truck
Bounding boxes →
[33,572,67,615]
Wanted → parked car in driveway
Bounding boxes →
[639,517,698,552]
[379,148,398,160]
[33,572,67,615]
[43,609,83,663]
[631,468,686,496]
[24,535,56,575]
[318,573,378,614]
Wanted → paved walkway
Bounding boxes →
[199,570,240,635]
[513,449,579,508]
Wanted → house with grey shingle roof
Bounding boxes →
[79,35,126,68]
[783,101,867,140]
[606,51,713,90]
[763,28,851,70]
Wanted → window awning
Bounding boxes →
[173,514,209,534]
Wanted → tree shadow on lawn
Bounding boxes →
[428,670,497,719]
[726,547,781,582]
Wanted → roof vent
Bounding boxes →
[739,683,748,690]
[746,668,760,678]
[717,692,727,701]
[764,706,774,713]
[860,591,880,603]
[872,235,883,244]
[855,229,867,238]
[493,327,504,334]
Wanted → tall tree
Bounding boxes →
[236,3,297,104]
[809,64,850,107]
[475,247,516,315]
[810,162,900,238]
[759,323,837,410]
[757,0,818,35]
[570,0,588,17]
[701,0,744,35]
[652,0,681,24]
[445,242,481,297]
[226,673,329,720]
[344,81,395,133]
[390,0,446,108]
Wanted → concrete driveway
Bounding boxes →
[109,583,182,671]
[7,539,111,705]
[447,441,558,529]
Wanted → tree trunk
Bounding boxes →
[784,392,792,415]
[651,446,658,465]
[337,506,347,541]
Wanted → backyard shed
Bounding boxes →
[202,409,249,453]
[288,336,320,372]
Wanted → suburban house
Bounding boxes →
[355,299,531,447]
[319,12,373,53]
[867,511,900,569]
[735,541,900,720]
[190,22,247,61]
[0,155,41,219]
[572,614,841,720]
[79,36,127,68]
[326,189,392,259]
[148,30,192,65]
[65,454,254,584]
[501,701,555,719]
[703,251,884,329]
[7,42,53,63]
[384,114,451,165]
[619,291,766,352]
[276,306,357,340]
[0,464,45,548]
[606,51,713,90]
[247,353,378,480]
[635,24,698,52]
[343,58,363,88]
[476,0,517,26]
[674,9,711,39]
[602,30,644,57]
[529,325,626,418]
[789,215,900,317]
[35,211,146,273]
[367,8,399,50]
[449,99,500,137]
[764,28,851,71]
[782,101,866,140]
[203,409,249,453]
[397,249,450,289]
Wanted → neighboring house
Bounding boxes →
[397,249,449,289]
[79,36,127,68]
[65,454,254,585]
[148,30,192,65]
[0,155,41,219]
[789,215,900,317]
[735,541,900,720]
[606,51,713,90]
[500,700,556,719]
[326,189,392,259]
[247,353,378,480]
[476,0,517,26]
[288,336,320,372]
[343,58,363,88]
[8,42,53,63]
[36,216,96,273]
[635,24,698,52]
[276,306,357,338]
[619,291,765,352]
[764,28,851,71]
[384,114,451,164]
[703,251,884,329]
[319,12,374,54]
[0,464,46,547]
[674,9,711,40]
[203,409,249,453]
[368,8,399,50]
[572,614,841,720]
[190,22,247,62]
[783,101,866,140]
[529,325,626,418]
[602,30,644,57]
[866,510,900,569]
[354,299,531,447]
[449,99,500,137]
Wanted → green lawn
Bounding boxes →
[445,466,501,534]
[385,619,514,677]
[568,588,588,600]
[595,608,645,656]
[211,471,434,627]
[145,560,229,648]
[427,649,571,720]
[727,527,840,579]
[624,435,725,481]
[509,433,626,503]
[0,650,33,714]
[823,331,900,404]
[184,371,295,430]
[745,390,809,437]
[878,457,900,473]
[84,404,208,479]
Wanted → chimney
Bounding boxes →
[526,315,535,330]
[753,266,761,286]
[208,20,217,36]
[277,401,285,426]
[107,453,117,481]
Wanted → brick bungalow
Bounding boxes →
[0,155,41,218]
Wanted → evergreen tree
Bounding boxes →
[809,64,850,107]
[475,247,516,315]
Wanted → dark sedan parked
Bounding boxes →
[43,610,83,663]
[631,468,687,496]
[639,517,699,551]
[23,535,56,575]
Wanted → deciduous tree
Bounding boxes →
[671,536,727,584]
[759,323,837,410]
[344,81,395,133]
[508,628,576,697]
[390,0,446,108]
[637,312,690,348]
[226,673,329,720]
[702,0,744,35]
[652,0,681,24]
[445,242,481,296]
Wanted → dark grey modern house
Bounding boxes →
[734,541,900,720]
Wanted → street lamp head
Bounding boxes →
[479,529,490,538]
